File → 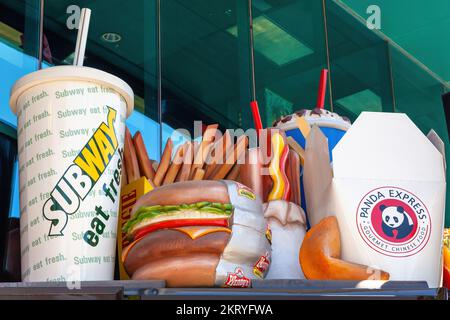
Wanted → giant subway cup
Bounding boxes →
[9,66,134,281]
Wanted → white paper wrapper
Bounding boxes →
[214,181,271,287]
[303,112,446,287]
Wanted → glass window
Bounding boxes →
[42,0,161,159]
[161,0,253,135]
[390,43,449,226]
[342,0,450,82]
[0,0,43,218]
[252,0,329,127]
[0,0,42,272]
[326,0,394,122]
[326,1,393,121]
[0,0,41,127]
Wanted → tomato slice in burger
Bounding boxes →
[133,218,230,241]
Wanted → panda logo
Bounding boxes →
[357,187,431,257]
[380,205,414,240]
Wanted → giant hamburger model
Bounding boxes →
[121,180,271,287]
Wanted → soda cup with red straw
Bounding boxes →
[316,69,328,109]
[250,100,263,133]
[271,68,352,221]
[272,68,351,160]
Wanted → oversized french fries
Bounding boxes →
[122,124,302,205]
[204,130,231,179]
[151,160,159,172]
[176,142,193,182]
[202,124,219,143]
[223,129,233,158]
[286,137,305,166]
[226,163,241,181]
[190,143,213,179]
[189,124,218,179]
[124,127,141,183]
[211,135,248,180]
[133,131,156,182]
[154,138,173,186]
[192,168,205,181]
[163,143,186,185]
[192,141,199,162]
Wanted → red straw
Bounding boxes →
[250,100,263,132]
[316,69,328,109]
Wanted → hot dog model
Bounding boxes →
[238,129,307,280]
[121,180,271,287]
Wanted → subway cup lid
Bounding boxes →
[9,65,134,117]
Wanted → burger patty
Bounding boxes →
[124,228,231,276]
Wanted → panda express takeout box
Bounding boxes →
[304,112,446,288]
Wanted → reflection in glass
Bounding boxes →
[161,0,252,133]
[252,0,328,128]
[326,0,393,122]
[42,0,160,157]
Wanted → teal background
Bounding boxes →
[342,0,450,82]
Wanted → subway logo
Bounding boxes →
[42,106,118,236]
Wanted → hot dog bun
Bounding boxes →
[124,228,230,286]
[132,255,220,287]
[131,180,230,217]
